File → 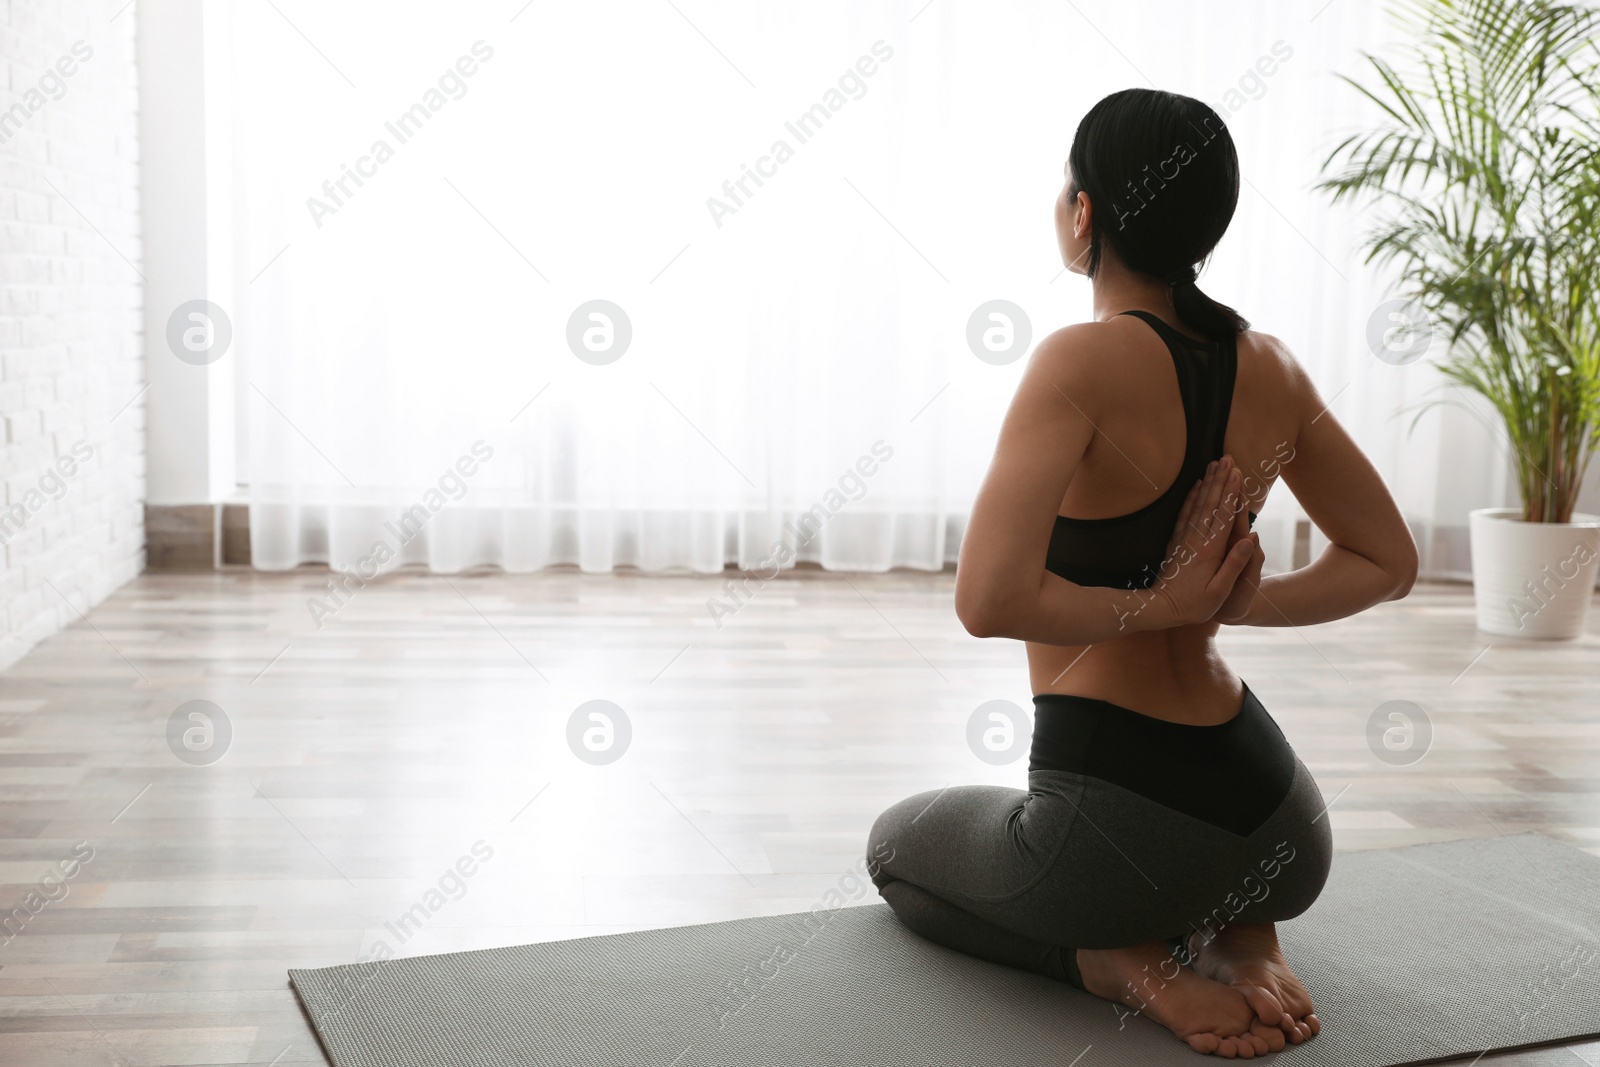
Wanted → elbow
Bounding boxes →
[955,592,1002,639]
[962,610,1004,640]
[954,576,1011,639]
[1386,567,1418,602]
[1384,543,1420,602]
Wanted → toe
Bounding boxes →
[1305,1012,1321,1038]
[1187,1033,1220,1055]
[1250,1019,1286,1053]
[1236,981,1287,1028]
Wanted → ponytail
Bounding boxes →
[1168,268,1249,341]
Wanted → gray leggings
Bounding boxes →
[865,684,1333,988]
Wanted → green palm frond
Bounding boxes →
[1319,0,1600,522]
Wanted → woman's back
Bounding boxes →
[1025,313,1304,724]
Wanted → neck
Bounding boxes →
[1088,254,1176,323]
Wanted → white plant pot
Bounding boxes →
[1468,508,1600,640]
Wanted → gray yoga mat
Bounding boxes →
[291,832,1600,1066]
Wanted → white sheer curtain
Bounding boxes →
[227,0,1575,578]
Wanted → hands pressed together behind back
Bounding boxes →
[1151,455,1266,627]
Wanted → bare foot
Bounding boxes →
[1076,942,1282,1057]
[1187,923,1320,1047]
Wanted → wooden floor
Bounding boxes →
[1,569,1597,1065]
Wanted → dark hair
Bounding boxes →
[1067,88,1249,340]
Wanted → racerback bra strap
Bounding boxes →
[1115,309,1236,471]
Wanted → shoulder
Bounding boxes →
[1237,328,1304,373]
[1237,328,1311,390]
[1032,317,1156,363]
[1236,329,1327,434]
[1023,319,1149,405]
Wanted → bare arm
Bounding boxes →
[955,327,1253,644]
[1227,355,1419,627]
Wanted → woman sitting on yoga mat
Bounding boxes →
[867,88,1418,1058]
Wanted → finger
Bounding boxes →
[1225,465,1246,533]
[1200,460,1237,543]
[1237,534,1264,590]
[1242,554,1264,597]
[1228,480,1251,540]
[1207,535,1257,596]
[1209,459,1239,539]
[1212,471,1245,545]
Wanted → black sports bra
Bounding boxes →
[1045,310,1255,590]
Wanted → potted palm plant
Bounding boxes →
[1319,0,1600,639]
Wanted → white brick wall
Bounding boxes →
[0,0,143,671]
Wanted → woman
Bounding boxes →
[866,89,1418,1058]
